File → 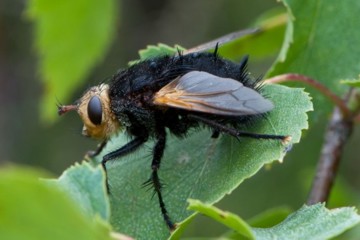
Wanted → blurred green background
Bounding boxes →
[1,0,359,238]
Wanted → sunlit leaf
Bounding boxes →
[27,0,117,122]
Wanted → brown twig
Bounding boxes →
[266,73,351,118]
[183,28,260,54]
[307,89,356,204]
[184,12,288,55]
[307,104,353,204]
[354,114,360,123]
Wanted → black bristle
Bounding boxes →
[176,47,183,57]
[239,55,249,72]
[213,42,219,57]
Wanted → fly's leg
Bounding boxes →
[211,130,220,138]
[142,126,175,230]
[188,114,291,143]
[102,136,147,192]
[86,140,108,158]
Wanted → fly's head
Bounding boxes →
[58,84,121,140]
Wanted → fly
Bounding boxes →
[58,47,291,230]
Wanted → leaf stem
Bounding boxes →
[266,74,351,118]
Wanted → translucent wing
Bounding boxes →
[153,71,274,116]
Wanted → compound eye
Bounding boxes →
[87,95,102,125]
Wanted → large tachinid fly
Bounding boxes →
[58,48,290,230]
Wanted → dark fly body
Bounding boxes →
[58,48,290,230]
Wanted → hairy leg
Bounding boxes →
[143,126,175,230]
[102,136,148,191]
[188,114,289,142]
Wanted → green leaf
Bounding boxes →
[128,44,186,65]
[46,162,110,221]
[27,0,117,122]
[268,0,360,116]
[0,167,112,240]
[139,44,186,60]
[187,199,255,239]
[92,84,312,239]
[182,200,360,240]
[340,79,360,88]
[252,204,360,240]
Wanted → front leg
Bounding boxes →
[102,135,148,167]
[102,135,148,191]
[86,140,108,159]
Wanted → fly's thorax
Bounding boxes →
[76,84,121,140]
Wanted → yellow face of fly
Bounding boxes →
[59,84,121,140]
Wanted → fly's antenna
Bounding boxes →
[56,95,77,116]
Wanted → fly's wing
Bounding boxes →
[153,71,274,116]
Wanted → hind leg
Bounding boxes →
[188,114,290,142]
